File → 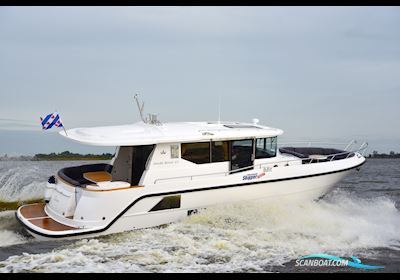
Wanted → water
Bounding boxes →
[0,159,399,273]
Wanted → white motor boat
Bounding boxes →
[16,107,368,240]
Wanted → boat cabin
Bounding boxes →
[57,121,283,189]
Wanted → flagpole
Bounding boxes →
[56,110,68,136]
[62,125,68,136]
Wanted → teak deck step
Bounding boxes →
[20,203,77,232]
[28,217,76,232]
[20,203,47,219]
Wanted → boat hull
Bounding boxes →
[16,161,362,241]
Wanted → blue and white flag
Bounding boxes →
[40,112,63,130]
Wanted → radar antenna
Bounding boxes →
[133,93,162,125]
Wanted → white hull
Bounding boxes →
[101,169,351,236]
[19,163,360,241]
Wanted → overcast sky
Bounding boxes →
[0,6,399,155]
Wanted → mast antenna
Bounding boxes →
[133,93,162,125]
[218,94,221,124]
[134,93,146,123]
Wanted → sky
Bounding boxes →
[0,6,399,155]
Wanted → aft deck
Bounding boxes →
[19,203,77,232]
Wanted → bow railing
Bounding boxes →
[153,140,368,184]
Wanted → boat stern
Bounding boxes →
[15,203,81,241]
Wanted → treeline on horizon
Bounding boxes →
[32,151,114,161]
[368,151,400,158]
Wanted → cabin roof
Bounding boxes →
[59,121,284,146]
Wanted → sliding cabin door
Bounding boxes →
[131,145,155,186]
[111,145,154,186]
[111,146,133,183]
[230,139,254,172]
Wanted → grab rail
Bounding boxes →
[153,141,368,184]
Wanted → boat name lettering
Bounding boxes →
[257,172,266,179]
[243,172,265,181]
[153,160,179,165]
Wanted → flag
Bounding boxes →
[40,112,63,130]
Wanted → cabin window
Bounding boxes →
[181,142,211,164]
[150,195,181,212]
[212,141,229,162]
[170,144,179,159]
[255,137,277,159]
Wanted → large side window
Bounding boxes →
[231,139,254,171]
[212,141,229,162]
[255,137,277,159]
[181,142,210,164]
